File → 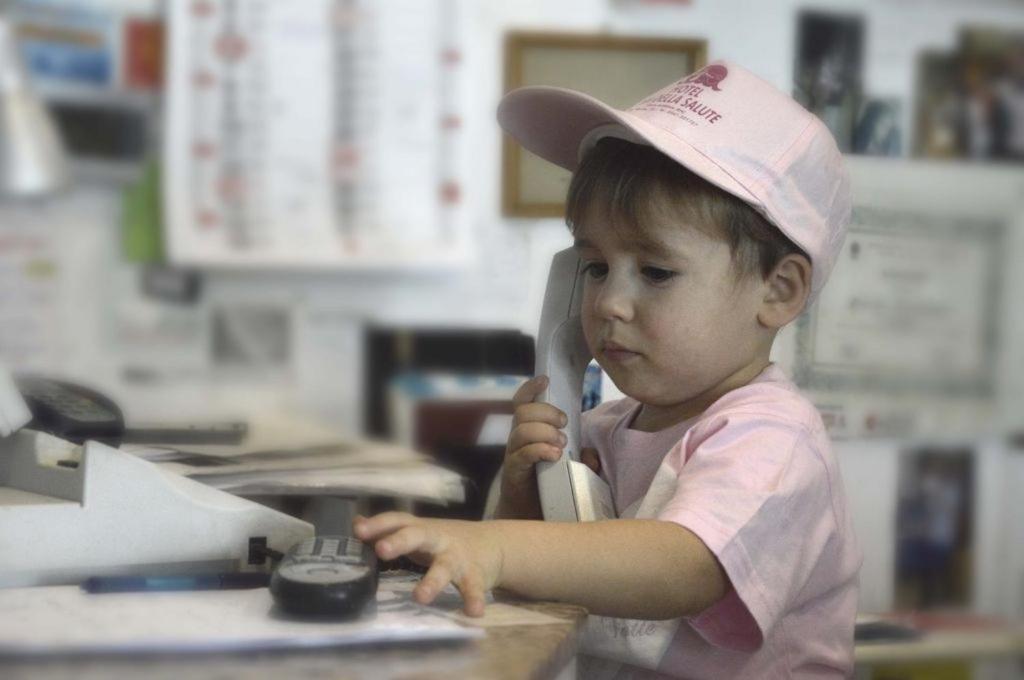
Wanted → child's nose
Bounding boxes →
[592,277,635,322]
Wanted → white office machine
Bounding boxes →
[0,365,313,588]
[534,248,615,522]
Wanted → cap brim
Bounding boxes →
[497,86,760,208]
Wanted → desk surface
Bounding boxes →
[855,626,1024,665]
[5,591,1021,677]
[0,598,587,680]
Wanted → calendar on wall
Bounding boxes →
[164,0,468,268]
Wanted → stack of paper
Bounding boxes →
[124,412,465,505]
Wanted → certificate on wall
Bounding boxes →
[795,206,1004,396]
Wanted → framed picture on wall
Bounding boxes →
[912,51,963,160]
[851,98,903,157]
[894,447,975,611]
[792,10,865,153]
[911,29,1024,163]
[501,31,706,218]
[794,204,1004,399]
[955,26,1024,162]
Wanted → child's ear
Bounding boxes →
[757,253,811,329]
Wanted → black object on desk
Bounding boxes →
[83,572,270,594]
[16,375,125,447]
[855,619,922,643]
[120,421,248,445]
[13,374,247,448]
[270,536,379,618]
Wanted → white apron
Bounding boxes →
[579,457,683,674]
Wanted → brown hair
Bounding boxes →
[565,137,807,280]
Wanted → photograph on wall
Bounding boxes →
[913,29,1024,162]
[851,98,903,157]
[957,27,1024,162]
[12,4,118,87]
[793,10,865,152]
[211,304,292,373]
[894,448,975,610]
[913,51,962,159]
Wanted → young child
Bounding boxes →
[353,61,861,679]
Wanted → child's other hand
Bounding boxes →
[500,375,568,517]
[352,513,501,617]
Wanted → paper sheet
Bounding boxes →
[381,573,563,628]
[0,578,482,656]
[207,464,466,504]
[127,411,405,459]
[121,410,463,504]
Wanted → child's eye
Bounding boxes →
[642,266,676,283]
[582,262,608,279]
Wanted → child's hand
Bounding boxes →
[498,375,568,518]
[352,513,502,617]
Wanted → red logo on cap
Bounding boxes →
[683,64,728,91]
[631,63,727,125]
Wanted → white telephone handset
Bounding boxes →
[534,248,615,522]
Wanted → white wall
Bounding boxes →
[30,0,1024,418]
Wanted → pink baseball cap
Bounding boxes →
[497,60,851,297]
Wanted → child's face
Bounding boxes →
[574,211,771,426]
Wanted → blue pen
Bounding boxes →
[82,572,270,594]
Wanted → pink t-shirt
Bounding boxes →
[580,364,861,679]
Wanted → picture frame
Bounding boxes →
[895,446,975,611]
[792,10,865,153]
[911,28,1024,163]
[851,97,903,157]
[912,51,962,160]
[794,204,1004,399]
[501,31,706,218]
